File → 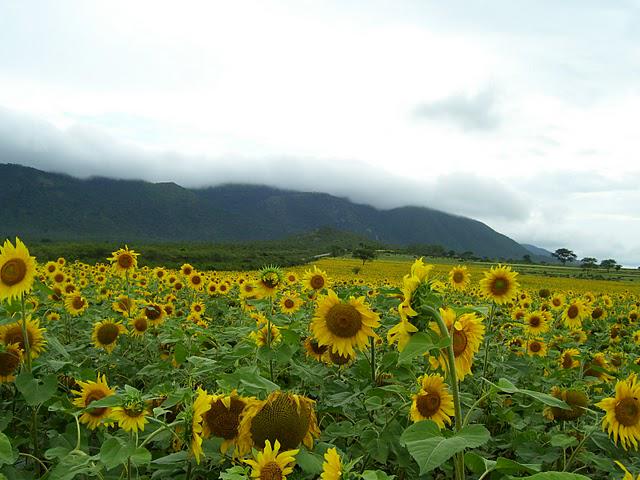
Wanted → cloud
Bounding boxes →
[0,107,529,223]
[413,88,500,131]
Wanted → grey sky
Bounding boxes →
[1,1,639,265]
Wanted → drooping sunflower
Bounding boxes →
[71,374,115,430]
[108,246,139,277]
[237,391,320,455]
[0,344,23,383]
[597,373,640,450]
[433,308,485,381]
[190,388,211,464]
[448,265,471,291]
[584,352,614,382]
[0,237,37,302]
[410,374,454,428]
[303,337,329,362]
[64,293,89,317]
[479,265,519,304]
[559,348,581,369]
[244,439,299,480]
[327,350,356,367]
[311,290,380,357]
[0,316,46,359]
[562,298,591,329]
[321,447,342,480]
[526,338,547,357]
[387,317,419,352]
[92,319,127,353]
[111,401,148,433]
[143,302,165,327]
[523,310,549,335]
[302,266,330,292]
[202,391,251,454]
[544,387,588,422]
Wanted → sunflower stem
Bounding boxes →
[424,305,464,480]
[20,293,32,372]
[480,304,495,390]
[369,336,376,385]
[267,297,274,381]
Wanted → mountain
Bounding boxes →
[0,163,533,259]
[522,243,561,263]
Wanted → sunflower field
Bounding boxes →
[1,238,640,480]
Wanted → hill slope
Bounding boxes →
[0,164,532,259]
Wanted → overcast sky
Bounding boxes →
[1,1,639,265]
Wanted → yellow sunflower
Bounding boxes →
[0,316,46,359]
[202,391,250,455]
[561,298,591,330]
[303,337,329,362]
[526,338,547,357]
[190,301,206,315]
[64,293,89,316]
[387,318,418,352]
[92,319,127,353]
[302,266,330,292]
[311,290,380,357]
[597,373,640,450]
[112,295,137,317]
[559,348,580,369]
[250,324,282,348]
[523,310,549,335]
[410,374,454,428]
[279,294,303,315]
[544,387,588,422]
[181,263,194,276]
[111,402,148,433]
[188,271,205,291]
[244,439,299,480]
[616,461,640,480]
[190,388,211,464]
[479,265,519,304]
[257,266,285,298]
[143,302,165,327]
[71,374,115,430]
[0,237,37,302]
[321,447,342,480]
[448,265,471,291]
[432,308,485,381]
[0,344,23,383]
[584,352,614,382]
[237,391,320,455]
[129,316,149,337]
[108,246,139,277]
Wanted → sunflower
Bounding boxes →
[92,319,127,353]
[479,265,519,304]
[0,238,37,302]
[181,263,194,276]
[190,388,211,464]
[597,373,640,450]
[244,439,299,480]
[0,344,23,383]
[237,391,320,455]
[526,338,547,357]
[129,316,149,337]
[302,266,330,292]
[46,312,61,322]
[321,447,342,480]
[523,310,549,336]
[112,295,137,317]
[303,337,329,362]
[562,298,591,330]
[143,302,165,327]
[188,271,205,291]
[64,293,89,316]
[327,350,355,367]
[387,318,418,352]
[279,294,302,315]
[202,391,250,454]
[410,374,454,428]
[559,348,580,369]
[108,246,139,277]
[111,401,148,433]
[206,281,219,295]
[72,374,115,430]
[44,261,59,276]
[433,308,485,381]
[250,324,282,347]
[285,272,298,284]
[616,462,640,480]
[544,387,588,422]
[448,266,470,291]
[584,352,614,382]
[257,266,285,298]
[0,316,46,359]
[240,282,260,300]
[311,290,380,357]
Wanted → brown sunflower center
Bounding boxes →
[530,341,542,353]
[310,275,325,290]
[416,392,441,417]
[134,317,148,332]
[204,398,245,440]
[283,299,295,309]
[490,277,509,296]
[260,462,283,480]
[567,305,579,319]
[72,296,85,310]
[592,307,603,319]
[615,398,640,427]
[54,273,65,283]
[1,259,27,286]
[117,254,134,269]
[528,316,541,328]
[191,275,202,285]
[47,264,56,273]
[452,329,468,357]
[0,349,21,376]
[562,353,574,369]
[325,304,363,338]
[85,391,108,417]
[97,323,120,345]
[452,271,464,283]
[310,340,328,355]
[250,394,312,450]
[4,325,33,351]
[330,351,351,365]
[145,305,162,320]
[552,298,561,306]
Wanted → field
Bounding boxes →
[1,241,640,480]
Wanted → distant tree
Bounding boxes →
[352,244,376,266]
[600,259,618,272]
[552,248,577,265]
[523,254,532,264]
[615,264,622,271]
[580,257,598,270]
